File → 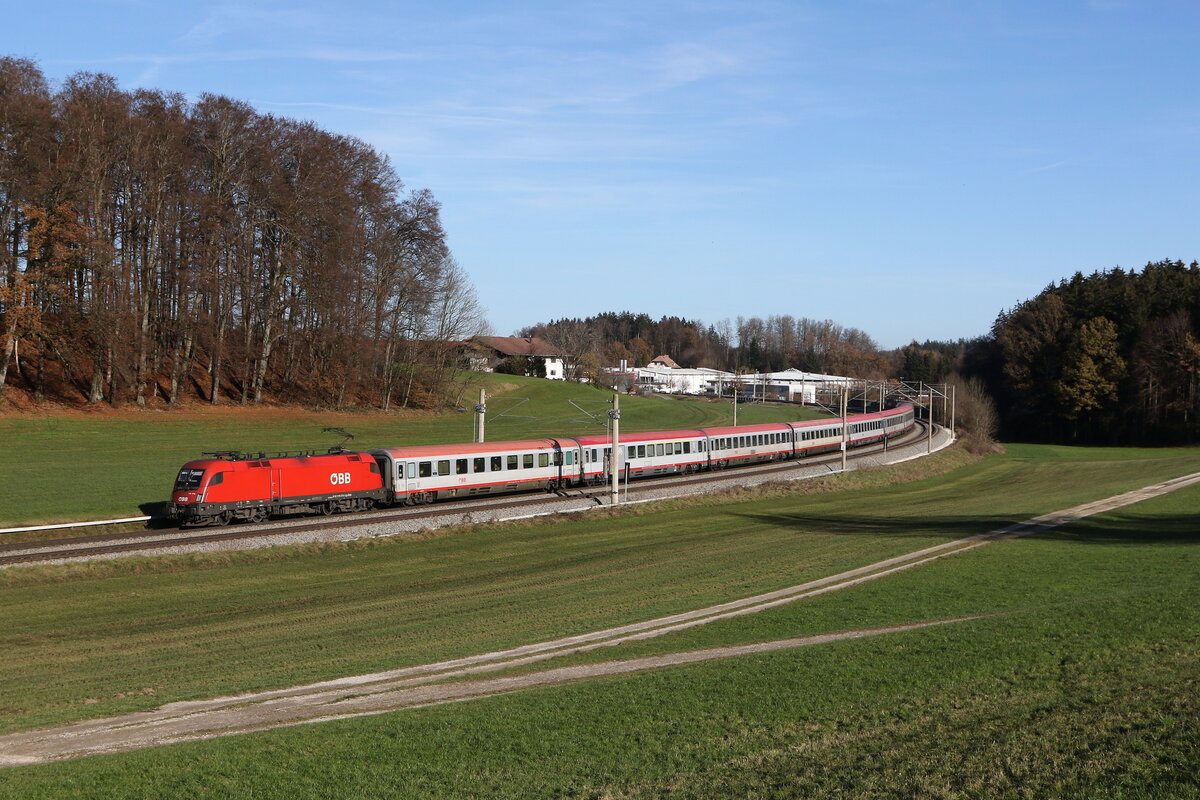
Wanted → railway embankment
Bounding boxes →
[1,422,952,566]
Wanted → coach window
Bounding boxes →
[438,460,450,476]
[565,452,574,465]
[656,444,664,457]
[207,471,224,487]
[473,457,485,473]
[635,445,644,458]
[490,456,502,471]
[523,454,534,469]
[507,455,518,470]
[419,462,432,478]
[539,453,549,468]
[456,459,468,475]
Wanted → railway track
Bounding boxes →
[0,421,935,567]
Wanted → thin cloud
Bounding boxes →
[1028,160,1072,173]
[182,5,330,44]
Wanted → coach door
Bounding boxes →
[401,461,417,498]
[550,442,561,484]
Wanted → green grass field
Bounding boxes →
[0,375,820,527]
[1,442,1198,797]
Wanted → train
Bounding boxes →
[167,403,916,527]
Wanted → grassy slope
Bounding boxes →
[0,375,817,527]
[0,444,1196,736]
[1,449,1197,797]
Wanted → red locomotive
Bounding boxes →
[168,450,386,527]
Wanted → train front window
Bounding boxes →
[176,469,204,490]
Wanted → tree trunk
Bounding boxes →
[135,289,152,406]
[210,322,225,405]
[87,345,105,404]
[34,339,46,402]
[168,329,194,404]
[252,317,274,403]
[104,344,115,406]
[381,337,395,411]
[0,325,16,396]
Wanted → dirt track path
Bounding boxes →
[2,470,1197,767]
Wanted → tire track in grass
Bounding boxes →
[0,617,983,766]
[2,470,1197,766]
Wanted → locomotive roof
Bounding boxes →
[179,451,373,469]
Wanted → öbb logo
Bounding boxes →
[329,472,353,486]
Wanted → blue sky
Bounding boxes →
[7,1,1198,347]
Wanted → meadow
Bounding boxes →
[0,375,817,527]
[1,441,1198,798]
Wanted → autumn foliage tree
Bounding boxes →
[0,57,484,409]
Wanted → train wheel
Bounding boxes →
[319,502,334,516]
[216,510,233,527]
[247,507,268,524]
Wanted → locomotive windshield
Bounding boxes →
[175,469,205,490]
